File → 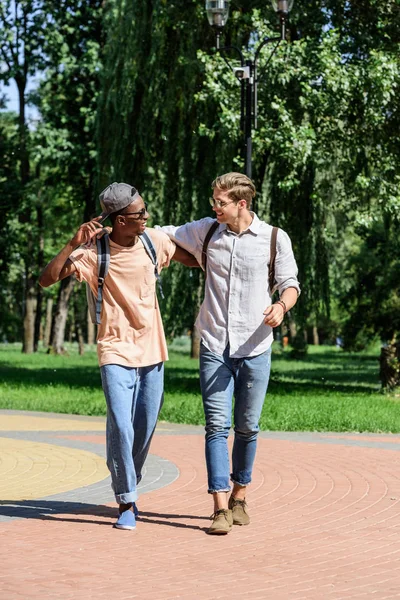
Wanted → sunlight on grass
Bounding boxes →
[0,342,398,432]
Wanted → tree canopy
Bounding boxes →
[0,0,399,385]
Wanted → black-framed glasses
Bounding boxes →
[209,197,235,209]
[123,203,148,220]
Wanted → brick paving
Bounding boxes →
[1,410,400,599]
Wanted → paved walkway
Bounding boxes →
[1,410,400,599]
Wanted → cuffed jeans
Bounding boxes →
[100,362,164,504]
[199,343,271,493]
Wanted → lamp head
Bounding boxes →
[205,0,230,30]
[271,0,294,41]
[271,0,294,17]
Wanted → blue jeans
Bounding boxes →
[199,343,272,493]
[100,362,164,504]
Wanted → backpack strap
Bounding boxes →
[95,233,110,325]
[139,230,164,299]
[201,220,219,274]
[268,226,278,294]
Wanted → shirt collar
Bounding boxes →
[218,212,260,236]
[248,212,260,234]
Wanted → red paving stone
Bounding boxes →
[2,423,400,598]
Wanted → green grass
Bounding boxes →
[0,342,398,432]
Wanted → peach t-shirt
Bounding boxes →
[69,228,176,368]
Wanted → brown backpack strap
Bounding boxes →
[268,226,278,293]
[202,220,219,274]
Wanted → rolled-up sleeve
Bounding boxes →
[159,235,176,269]
[69,247,93,283]
[274,229,301,296]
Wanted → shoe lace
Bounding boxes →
[210,508,229,520]
[231,498,247,508]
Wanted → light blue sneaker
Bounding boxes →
[114,509,136,530]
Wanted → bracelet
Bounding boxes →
[276,299,287,314]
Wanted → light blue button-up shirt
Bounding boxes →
[160,213,300,358]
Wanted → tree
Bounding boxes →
[97,0,237,354]
[0,0,51,352]
[0,111,23,342]
[32,0,104,352]
[0,0,105,352]
[195,2,400,359]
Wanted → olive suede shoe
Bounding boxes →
[207,509,233,535]
[228,496,250,526]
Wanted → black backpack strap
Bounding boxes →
[202,220,219,274]
[268,226,278,294]
[95,233,110,325]
[139,230,164,299]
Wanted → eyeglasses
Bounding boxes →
[123,203,148,220]
[209,197,236,209]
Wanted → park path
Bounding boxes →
[1,409,400,599]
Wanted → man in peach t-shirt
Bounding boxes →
[40,182,196,531]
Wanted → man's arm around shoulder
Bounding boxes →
[148,226,200,269]
[172,245,199,268]
[156,217,216,266]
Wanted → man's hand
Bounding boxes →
[39,216,104,288]
[263,303,285,328]
[70,217,104,248]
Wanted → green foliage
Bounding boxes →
[32,0,104,225]
[97,0,238,336]
[0,1,105,344]
[0,0,399,351]
[341,216,400,349]
[97,1,400,341]
[290,331,308,360]
[0,112,24,341]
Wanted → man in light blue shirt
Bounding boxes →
[161,172,300,534]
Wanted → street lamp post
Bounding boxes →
[205,0,294,181]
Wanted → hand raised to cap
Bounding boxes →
[70,216,104,248]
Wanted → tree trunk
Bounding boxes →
[34,204,44,351]
[50,276,76,354]
[312,325,319,346]
[87,308,96,345]
[83,174,96,222]
[190,277,203,359]
[287,311,297,341]
[16,76,34,353]
[76,320,85,355]
[16,77,29,185]
[43,297,53,348]
[380,339,400,390]
[22,230,37,354]
[33,285,43,352]
[73,292,85,355]
[191,327,201,360]
[23,274,37,354]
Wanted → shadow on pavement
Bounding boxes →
[0,500,208,531]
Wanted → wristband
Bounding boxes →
[276,299,287,314]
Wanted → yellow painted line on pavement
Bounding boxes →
[0,437,109,500]
[0,415,105,431]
